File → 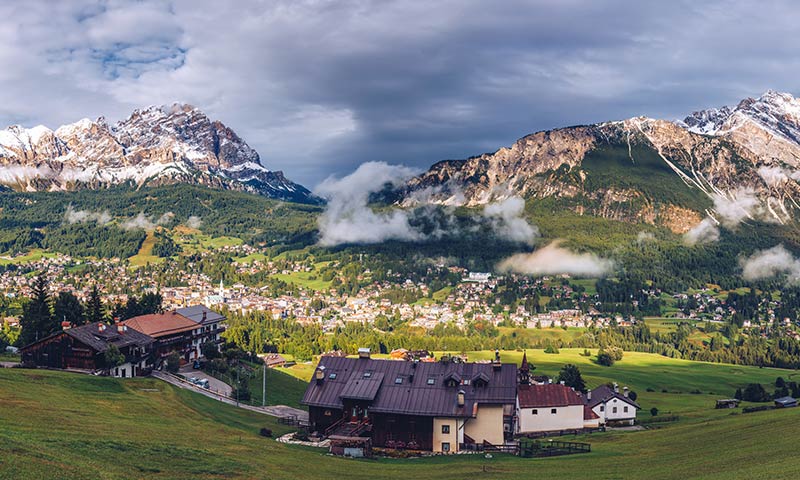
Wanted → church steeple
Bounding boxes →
[518,350,531,385]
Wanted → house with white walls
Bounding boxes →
[585,383,640,426]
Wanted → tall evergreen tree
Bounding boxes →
[556,364,587,393]
[18,273,55,346]
[85,285,105,324]
[53,291,85,327]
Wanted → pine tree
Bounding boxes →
[53,291,85,326]
[18,273,55,346]
[85,285,105,324]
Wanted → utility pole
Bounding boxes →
[262,361,266,407]
[236,360,240,407]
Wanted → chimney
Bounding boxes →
[117,324,125,334]
[613,382,619,393]
[457,390,465,407]
[587,390,592,400]
[560,380,565,385]
[358,347,371,359]
[315,366,326,384]
[202,311,207,322]
[98,323,106,332]
[61,321,71,330]
[623,386,629,398]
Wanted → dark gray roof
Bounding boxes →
[774,396,797,404]
[585,384,640,409]
[64,322,154,353]
[339,372,385,400]
[176,305,225,326]
[302,357,517,418]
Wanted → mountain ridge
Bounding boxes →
[0,103,318,204]
[401,91,800,233]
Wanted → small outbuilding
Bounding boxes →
[774,396,798,408]
[715,399,740,409]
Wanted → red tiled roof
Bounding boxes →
[123,312,197,337]
[584,404,600,420]
[518,383,583,408]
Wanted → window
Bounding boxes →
[427,378,436,385]
[441,442,450,452]
[441,425,450,434]
[462,379,471,385]
[551,408,557,414]
[623,406,629,413]
[532,409,538,415]
[395,377,403,384]
[324,410,332,416]
[613,407,618,414]
[600,405,605,412]
[363,372,372,378]
[328,373,337,380]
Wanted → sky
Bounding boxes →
[1,0,799,187]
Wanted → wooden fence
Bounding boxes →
[519,440,591,458]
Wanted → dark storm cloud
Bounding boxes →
[0,0,799,186]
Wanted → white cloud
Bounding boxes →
[482,196,538,245]
[712,187,761,228]
[314,162,421,246]
[740,245,800,284]
[64,204,112,225]
[120,211,174,230]
[683,217,720,246]
[497,240,614,277]
[186,215,202,229]
[636,231,655,244]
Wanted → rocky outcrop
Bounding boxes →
[0,104,317,203]
[402,91,800,230]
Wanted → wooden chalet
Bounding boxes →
[302,350,517,453]
[20,322,154,377]
[176,305,226,359]
[122,311,197,363]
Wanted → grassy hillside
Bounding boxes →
[2,366,800,479]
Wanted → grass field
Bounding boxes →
[644,317,698,334]
[0,249,57,266]
[128,230,164,267]
[271,267,332,291]
[204,362,308,408]
[453,349,795,422]
[3,366,800,479]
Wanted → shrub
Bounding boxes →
[650,407,659,417]
[544,343,559,354]
[165,352,181,373]
[259,428,272,438]
[628,391,638,401]
[596,351,615,367]
[741,383,770,403]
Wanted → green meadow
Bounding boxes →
[2,364,800,479]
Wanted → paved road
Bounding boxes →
[179,365,232,396]
[152,370,307,422]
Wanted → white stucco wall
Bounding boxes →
[517,403,584,433]
[465,405,504,445]
[592,396,637,424]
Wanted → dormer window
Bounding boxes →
[446,379,458,387]
[427,378,436,385]
[395,377,403,384]
[363,372,372,378]
[328,373,337,380]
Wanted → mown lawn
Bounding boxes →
[455,349,797,422]
[2,367,800,479]
[128,230,164,267]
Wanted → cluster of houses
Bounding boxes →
[301,350,639,455]
[19,306,225,377]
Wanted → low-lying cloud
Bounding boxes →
[64,204,112,225]
[497,240,614,277]
[314,162,421,246]
[120,211,175,230]
[482,197,539,245]
[684,188,762,246]
[185,215,202,229]
[740,244,800,284]
[757,165,800,187]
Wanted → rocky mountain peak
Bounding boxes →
[0,104,316,203]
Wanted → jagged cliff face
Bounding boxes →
[403,91,800,233]
[0,104,317,203]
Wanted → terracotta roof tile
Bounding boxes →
[123,312,197,337]
[517,383,583,408]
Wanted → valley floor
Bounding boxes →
[1,363,800,480]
